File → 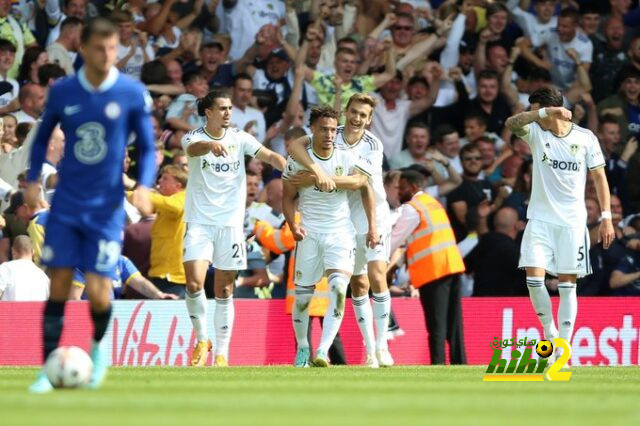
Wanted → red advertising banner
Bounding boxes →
[1,298,639,366]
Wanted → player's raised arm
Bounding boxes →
[504,109,539,137]
[255,147,286,171]
[288,134,336,192]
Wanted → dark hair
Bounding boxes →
[408,75,429,88]
[182,70,204,87]
[598,114,620,130]
[394,12,414,24]
[233,72,253,86]
[309,105,339,126]
[284,126,307,141]
[141,60,170,85]
[527,67,552,82]
[38,63,66,84]
[464,113,487,127]
[433,123,458,143]
[60,16,83,32]
[477,69,499,82]
[528,87,564,107]
[559,8,580,23]
[0,38,16,53]
[197,89,230,116]
[17,46,45,84]
[406,121,429,134]
[486,2,508,17]
[337,37,358,48]
[81,17,118,44]
[335,47,357,57]
[399,169,426,188]
[460,143,481,157]
[246,169,258,178]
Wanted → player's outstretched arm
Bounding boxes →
[255,147,286,171]
[590,166,615,249]
[282,179,305,241]
[289,135,336,192]
[186,140,228,157]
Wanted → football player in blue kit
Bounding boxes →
[26,17,156,393]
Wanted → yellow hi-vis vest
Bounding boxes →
[406,193,465,287]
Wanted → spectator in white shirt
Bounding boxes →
[508,0,557,48]
[0,235,49,301]
[44,0,88,47]
[231,72,266,143]
[165,70,209,133]
[14,83,45,124]
[46,16,82,76]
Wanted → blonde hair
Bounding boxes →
[345,93,377,113]
[161,164,188,188]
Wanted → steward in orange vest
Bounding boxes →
[390,169,467,365]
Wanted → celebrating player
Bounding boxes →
[182,90,285,367]
[283,105,378,367]
[505,87,615,357]
[27,17,157,393]
[288,94,394,367]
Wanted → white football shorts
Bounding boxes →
[353,230,391,276]
[293,231,356,286]
[183,223,247,270]
[519,219,591,278]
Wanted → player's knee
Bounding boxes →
[186,281,204,294]
[88,295,110,312]
[350,275,369,297]
[328,272,349,295]
[217,285,233,299]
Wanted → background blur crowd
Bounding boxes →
[2,0,640,305]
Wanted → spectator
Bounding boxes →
[0,235,49,301]
[598,67,640,143]
[590,16,627,103]
[230,73,266,143]
[468,205,526,296]
[40,126,64,203]
[447,143,508,241]
[43,0,88,47]
[165,70,208,133]
[38,63,67,88]
[460,112,506,151]
[17,45,48,85]
[432,124,462,174]
[69,254,178,300]
[46,17,83,76]
[519,8,593,90]
[598,115,637,211]
[1,114,16,150]
[0,39,18,114]
[113,10,154,79]
[0,0,37,79]
[388,122,430,170]
[0,191,32,262]
[504,158,532,221]
[508,0,557,48]
[610,237,640,296]
[14,83,45,124]
[165,59,183,86]
[464,70,512,142]
[371,67,440,159]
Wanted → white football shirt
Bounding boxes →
[283,139,369,234]
[182,127,263,227]
[335,126,391,234]
[523,122,605,227]
[539,29,593,89]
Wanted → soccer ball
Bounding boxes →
[44,346,93,388]
[536,340,554,358]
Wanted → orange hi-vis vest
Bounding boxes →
[406,193,465,287]
[254,214,329,317]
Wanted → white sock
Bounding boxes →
[352,294,375,355]
[526,277,558,341]
[185,289,208,342]
[293,285,314,349]
[372,291,391,351]
[214,296,234,358]
[317,272,349,355]
[557,282,577,345]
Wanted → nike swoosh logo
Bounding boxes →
[64,105,81,115]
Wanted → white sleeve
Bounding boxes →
[0,264,9,298]
[180,131,196,151]
[586,133,605,170]
[439,13,466,70]
[282,156,302,180]
[390,204,421,253]
[165,97,186,119]
[520,121,537,145]
[242,131,264,157]
[579,39,593,64]
[45,0,63,24]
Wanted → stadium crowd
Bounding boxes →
[1,0,640,311]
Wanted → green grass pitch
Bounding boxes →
[2,366,639,426]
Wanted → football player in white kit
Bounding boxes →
[182,90,286,367]
[288,94,394,368]
[283,105,378,367]
[505,87,615,358]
